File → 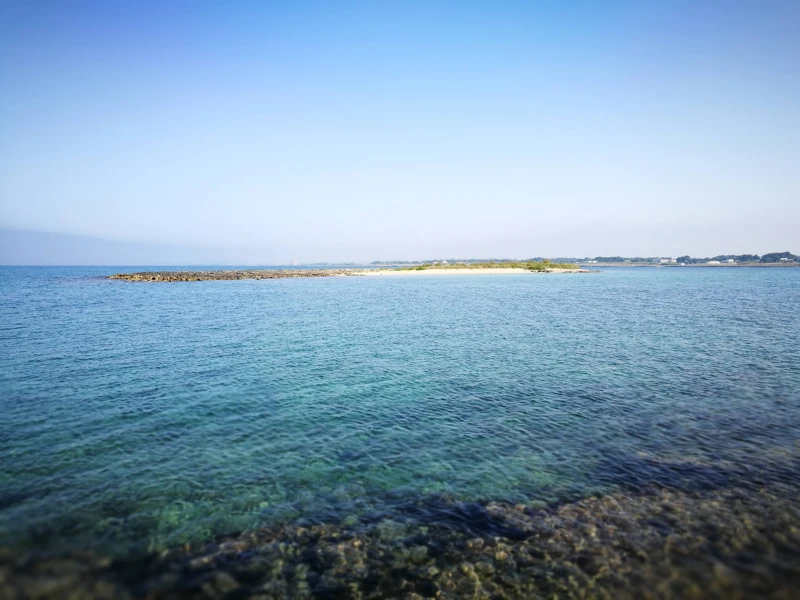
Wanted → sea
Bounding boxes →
[1,265,799,598]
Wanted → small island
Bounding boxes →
[108,262,588,282]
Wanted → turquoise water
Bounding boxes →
[1,266,799,556]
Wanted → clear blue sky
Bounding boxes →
[1,1,798,263]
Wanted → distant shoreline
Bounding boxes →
[584,262,800,268]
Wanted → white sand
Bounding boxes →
[362,268,588,276]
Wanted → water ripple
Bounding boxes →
[0,266,798,558]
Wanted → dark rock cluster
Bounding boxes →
[108,270,365,282]
[3,485,799,599]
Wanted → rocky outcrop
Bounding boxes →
[109,269,365,282]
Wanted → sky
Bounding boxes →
[1,1,798,264]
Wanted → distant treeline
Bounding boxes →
[372,252,797,265]
[676,254,758,264]
[571,252,797,264]
[674,252,797,264]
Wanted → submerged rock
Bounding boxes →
[2,484,800,599]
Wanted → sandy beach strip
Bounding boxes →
[364,267,588,276]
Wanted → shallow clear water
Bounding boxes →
[1,266,799,556]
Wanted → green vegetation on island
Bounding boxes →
[399,260,580,271]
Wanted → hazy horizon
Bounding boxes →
[1,1,799,263]
[0,227,795,266]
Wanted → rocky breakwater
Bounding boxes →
[108,269,365,282]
